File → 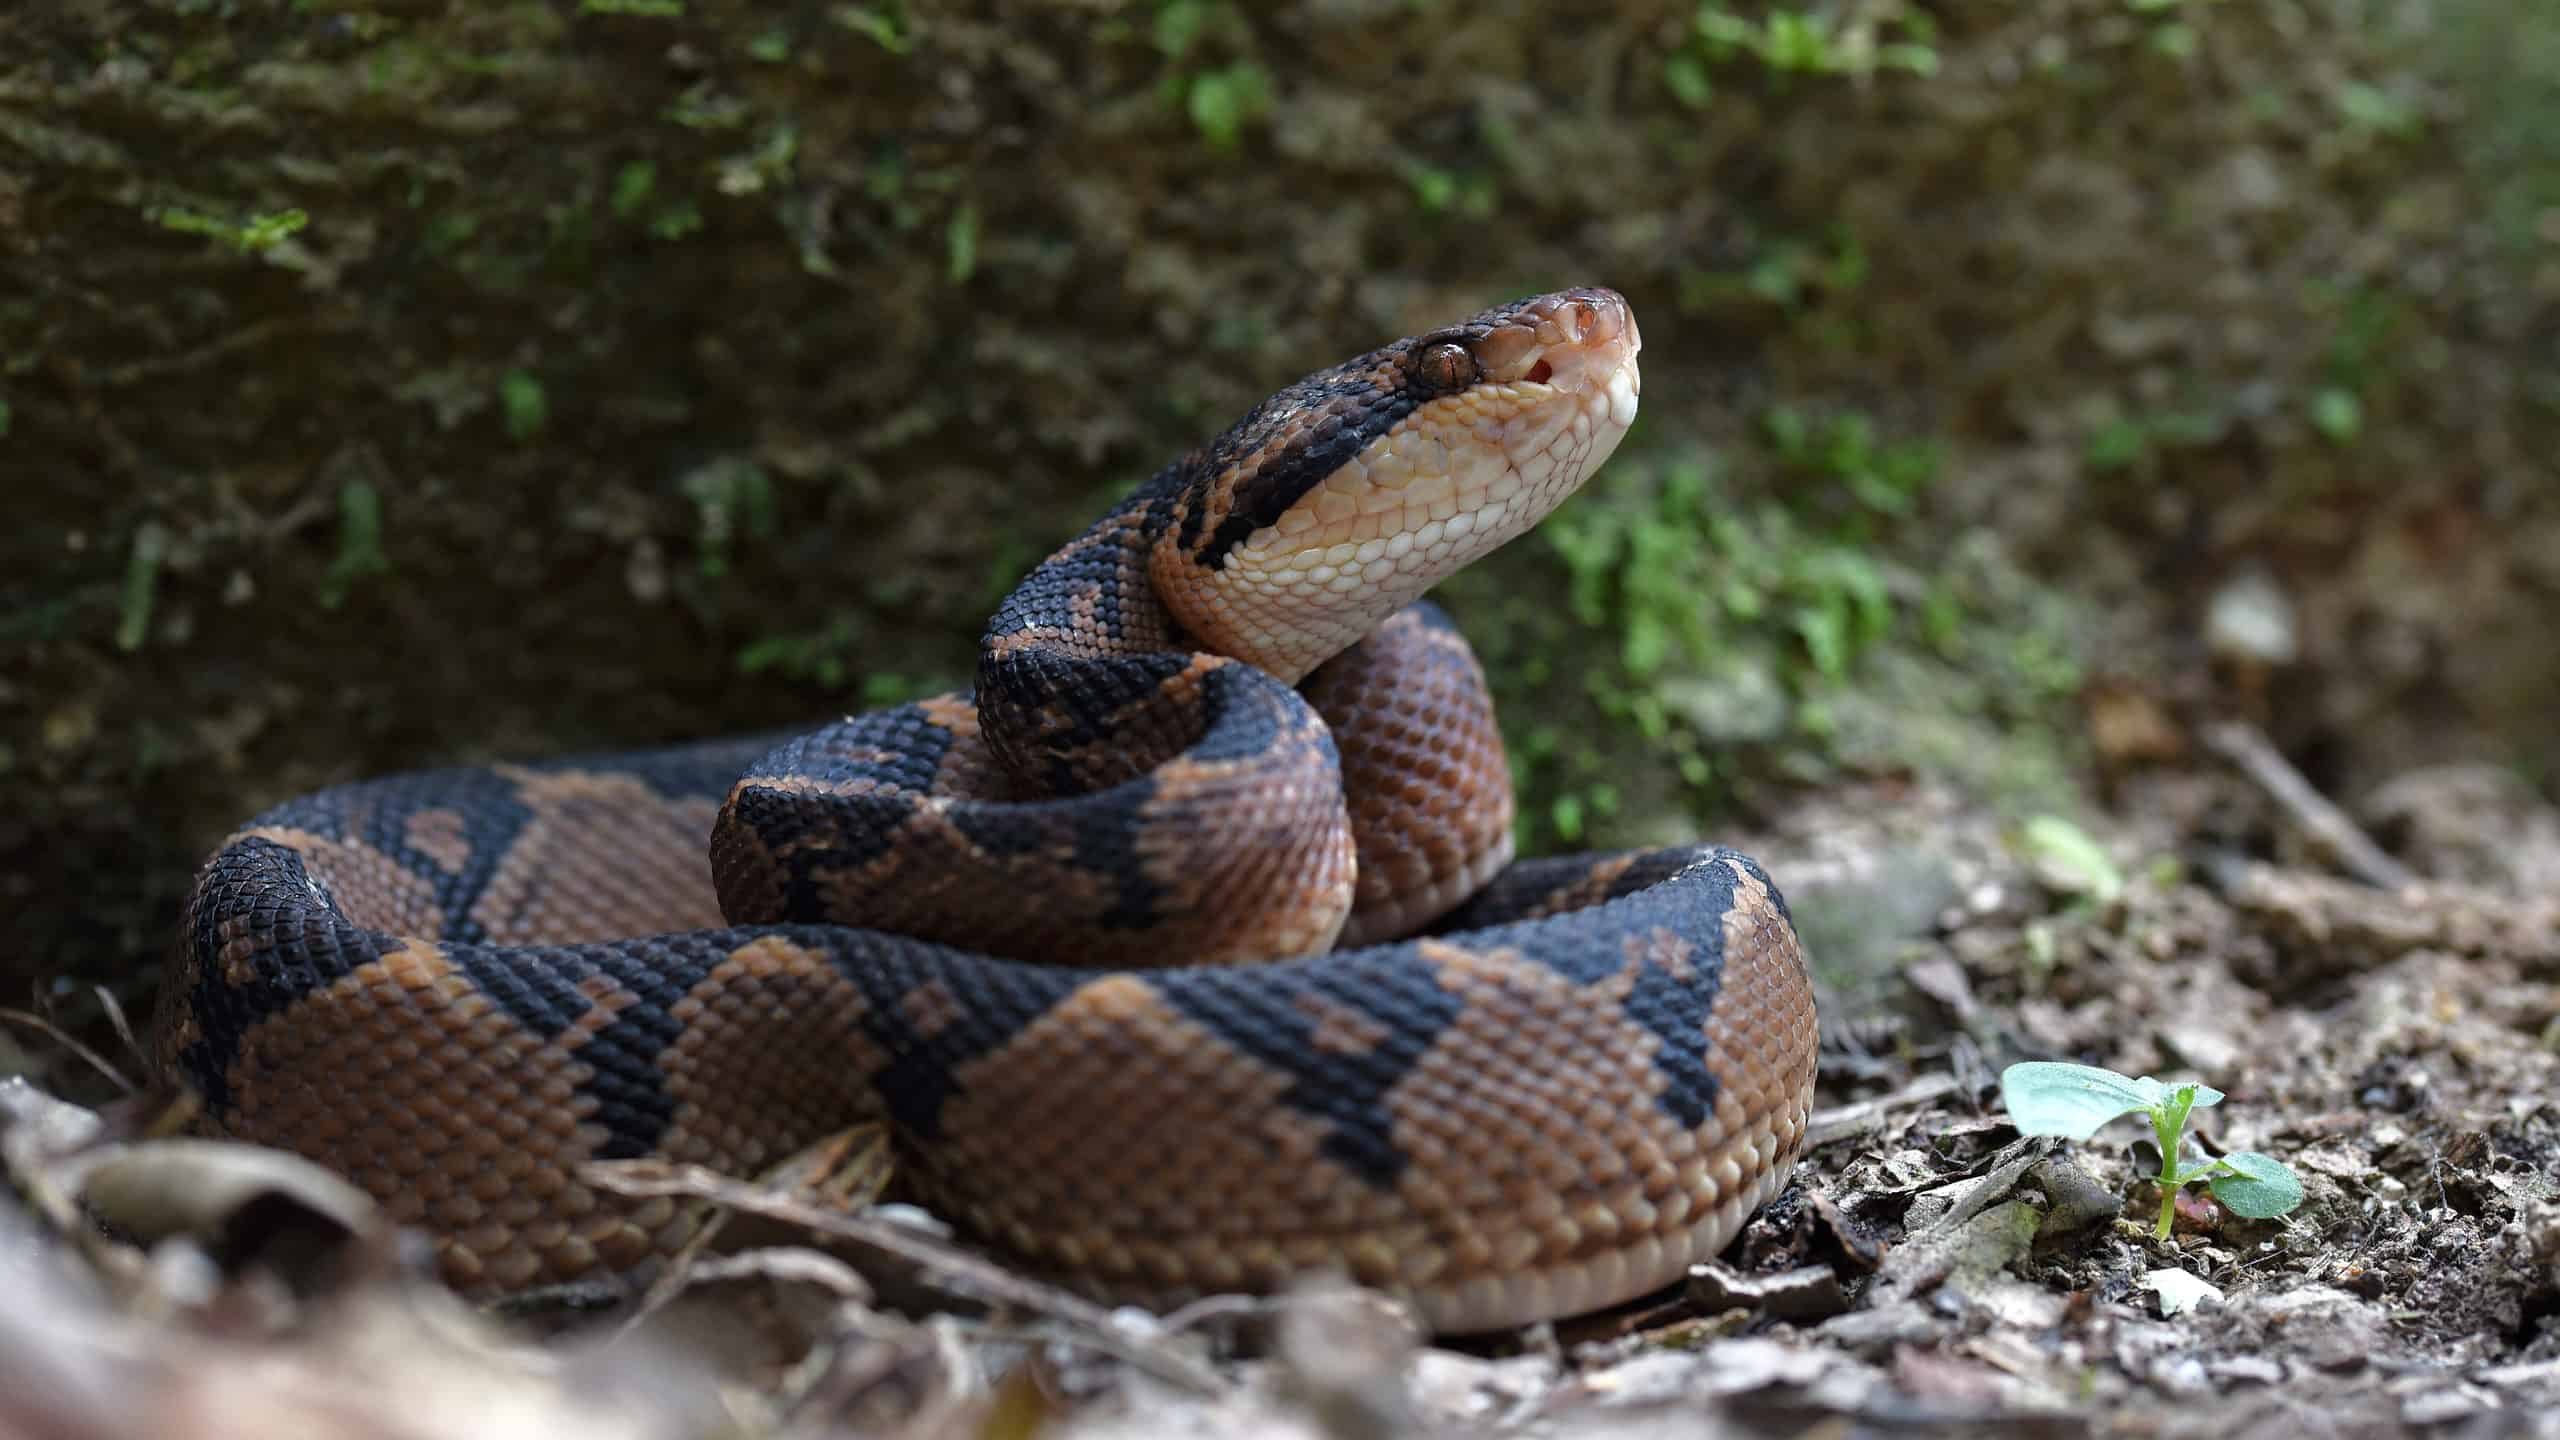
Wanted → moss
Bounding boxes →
[1447,392,2094,851]
[114,523,170,654]
[317,482,390,611]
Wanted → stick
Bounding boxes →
[2200,721,2416,890]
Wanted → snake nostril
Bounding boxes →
[1524,359,1554,385]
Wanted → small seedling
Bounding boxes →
[2000,1061,2304,1239]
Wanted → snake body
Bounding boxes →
[157,288,1820,1333]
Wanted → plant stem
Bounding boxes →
[2150,1100,2187,1240]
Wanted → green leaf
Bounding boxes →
[499,370,547,440]
[611,161,657,217]
[1186,63,1271,150]
[2087,418,2146,470]
[2002,1064,2222,1142]
[117,521,170,652]
[2310,387,2362,441]
[2149,22,2196,58]
[1694,7,1754,51]
[1664,52,1713,108]
[318,481,389,609]
[2020,814,2126,904]
[2336,82,2421,139]
[2169,1078,2225,1110]
[238,209,310,252]
[2000,1062,2165,1139]
[832,4,913,53]
[1152,0,1207,58]
[1550,791,1585,843]
[946,201,979,284]
[2208,1151,2305,1219]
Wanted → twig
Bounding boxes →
[1804,1071,1962,1150]
[92,986,151,1078]
[583,1159,1228,1396]
[2200,720,2416,890]
[1155,1292,1278,1335]
[0,1007,138,1095]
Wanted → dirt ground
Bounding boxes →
[5,747,2553,1440]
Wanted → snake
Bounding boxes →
[155,286,1820,1334]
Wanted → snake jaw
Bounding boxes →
[1161,287,1643,682]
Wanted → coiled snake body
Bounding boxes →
[158,288,1819,1333]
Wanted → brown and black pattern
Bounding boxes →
[1304,602,1517,946]
[158,287,1820,1334]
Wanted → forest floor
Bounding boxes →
[3,746,2555,1439]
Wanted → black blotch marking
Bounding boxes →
[1447,847,1746,1130]
[1071,777,1166,930]
[1156,945,1464,1187]
[770,708,954,797]
[720,707,961,922]
[258,764,534,946]
[560,933,736,1159]
[173,836,389,1114]
[982,486,1167,662]
[978,648,1198,795]
[1185,663,1300,766]
[946,800,1059,858]
[234,736,783,951]
[1200,380,1422,570]
[1615,946,1722,1129]
[1716,849,1794,924]
[445,944,607,1044]
[812,934,1091,1144]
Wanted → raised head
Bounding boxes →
[1155,287,1642,681]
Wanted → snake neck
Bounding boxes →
[974,475,1217,796]
[971,286,1642,799]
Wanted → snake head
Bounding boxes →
[1157,287,1642,682]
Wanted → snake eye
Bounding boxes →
[1414,340,1478,393]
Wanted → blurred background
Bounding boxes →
[4,0,2554,1020]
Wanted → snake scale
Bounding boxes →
[156,287,1820,1334]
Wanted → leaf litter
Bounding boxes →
[3,743,2557,1437]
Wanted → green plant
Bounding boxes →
[679,457,777,579]
[151,205,310,253]
[498,369,547,441]
[737,617,948,706]
[1145,2,1270,151]
[2000,1062,2305,1239]
[318,480,389,609]
[117,521,171,652]
[832,3,914,52]
[1549,419,1934,694]
[1664,4,1939,106]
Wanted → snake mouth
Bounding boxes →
[1464,285,1640,395]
